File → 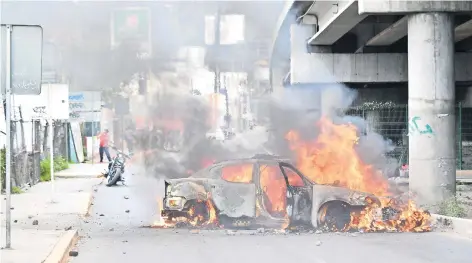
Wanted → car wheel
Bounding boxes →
[319,202,351,231]
[188,201,210,225]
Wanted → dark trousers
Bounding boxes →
[99,146,111,162]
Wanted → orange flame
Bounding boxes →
[153,198,218,229]
[221,164,253,183]
[286,116,431,232]
[259,165,287,216]
[285,116,389,196]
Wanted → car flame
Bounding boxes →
[285,116,431,232]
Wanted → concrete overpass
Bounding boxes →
[270,0,472,208]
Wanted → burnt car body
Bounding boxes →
[161,155,379,229]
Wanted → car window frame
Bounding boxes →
[257,161,290,190]
[218,161,256,184]
[279,164,306,187]
[279,162,313,186]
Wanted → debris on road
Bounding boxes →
[124,196,129,199]
[65,226,72,231]
[32,220,38,225]
[315,241,322,246]
[125,210,130,213]
[274,229,286,235]
[69,251,79,257]
[99,214,104,217]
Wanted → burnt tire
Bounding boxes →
[188,201,210,224]
[320,202,351,231]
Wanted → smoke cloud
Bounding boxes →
[129,4,399,184]
[1,1,399,182]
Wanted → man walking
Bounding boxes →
[98,129,111,162]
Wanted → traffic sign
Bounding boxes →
[111,7,151,54]
[1,25,43,95]
[1,24,43,249]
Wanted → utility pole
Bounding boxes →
[4,24,12,249]
[214,4,221,95]
[212,4,222,132]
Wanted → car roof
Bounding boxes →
[213,154,292,165]
[189,155,293,178]
[189,155,310,182]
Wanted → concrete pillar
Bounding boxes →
[408,13,456,207]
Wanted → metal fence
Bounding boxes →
[1,106,69,191]
[346,103,472,170]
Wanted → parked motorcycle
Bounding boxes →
[104,145,132,187]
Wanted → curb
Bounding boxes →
[83,178,104,217]
[83,193,94,217]
[43,230,78,263]
[432,214,472,239]
[55,174,103,179]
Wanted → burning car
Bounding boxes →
[161,154,386,230]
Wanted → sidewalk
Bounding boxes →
[457,170,472,183]
[1,228,77,263]
[55,163,108,179]
[389,170,472,185]
[1,171,102,263]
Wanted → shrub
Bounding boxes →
[12,186,23,194]
[40,156,70,182]
[438,197,467,218]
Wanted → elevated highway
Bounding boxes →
[270,0,472,208]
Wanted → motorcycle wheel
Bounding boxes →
[106,169,122,187]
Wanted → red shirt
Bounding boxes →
[98,132,109,147]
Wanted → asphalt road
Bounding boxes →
[69,167,472,263]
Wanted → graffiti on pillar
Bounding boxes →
[408,116,433,136]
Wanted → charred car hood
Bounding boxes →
[165,178,213,201]
[164,177,256,218]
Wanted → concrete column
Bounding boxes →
[408,13,456,207]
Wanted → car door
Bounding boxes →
[209,163,256,218]
[279,163,313,225]
[255,161,290,220]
